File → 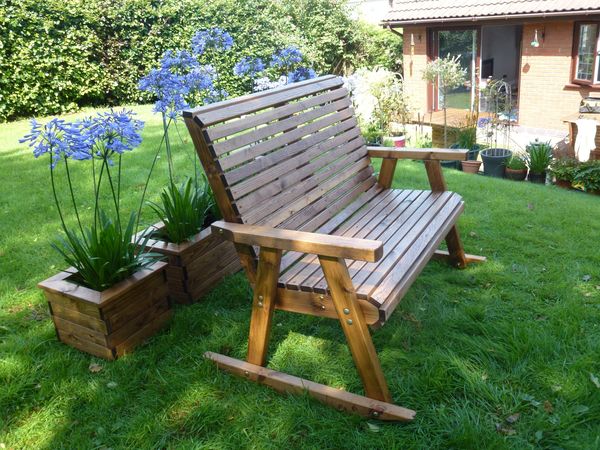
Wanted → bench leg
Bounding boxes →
[247,247,282,366]
[319,255,392,403]
[444,225,468,269]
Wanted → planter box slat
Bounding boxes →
[107,297,171,347]
[49,301,109,334]
[53,315,108,346]
[44,290,103,318]
[56,328,116,360]
[114,308,172,357]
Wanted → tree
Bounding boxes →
[422,55,467,147]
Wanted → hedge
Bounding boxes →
[0,0,402,122]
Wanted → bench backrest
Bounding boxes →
[183,75,376,233]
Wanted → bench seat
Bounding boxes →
[278,188,464,323]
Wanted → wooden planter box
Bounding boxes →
[38,261,171,360]
[141,222,241,304]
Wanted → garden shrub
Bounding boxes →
[0,0,402,122]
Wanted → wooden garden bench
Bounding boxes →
[184,75,485,421]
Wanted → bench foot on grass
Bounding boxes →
[432,249,487,267]
[204,351,416,422]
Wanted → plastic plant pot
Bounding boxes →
[481,148,512,178]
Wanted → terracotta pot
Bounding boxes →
[38,261,171,360]
[505,168,527,181]
[461,160,482,174]
[140,222,241,304]
[555,179,572,189]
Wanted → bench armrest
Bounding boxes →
[212,221,383,262]
[367,146,469,161]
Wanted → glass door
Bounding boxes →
[437,29,477,110]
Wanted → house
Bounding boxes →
[381,0,600,147]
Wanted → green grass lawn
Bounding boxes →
[1,107,600,449]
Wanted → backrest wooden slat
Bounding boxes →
[245,145,369,225]
[224,115,358,185]
[183,75,377,233]
[184,75,342,126]
[207,87,349,142]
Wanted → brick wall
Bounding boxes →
[519,21,592,130]
[402,26,430,117]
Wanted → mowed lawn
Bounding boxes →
[1,106,600,449]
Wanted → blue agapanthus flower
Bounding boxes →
[187,64,216,92]
[79,109,144,158]
[204,88,229,104]
[20,118,83,168]
[233,56,265,77]
[287,67,317,83]
[140,49,217,118]
[160,49,199,74]
[191,28,234,56]
[270,46,303,70]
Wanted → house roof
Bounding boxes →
[383,0,600,25]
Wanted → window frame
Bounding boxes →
[572,21,600,86]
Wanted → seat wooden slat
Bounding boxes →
[346,192,448,298]
[213,97,351,156]
[281,189,401,288]
[377,203,464,321]
[312,190,436,293]
[207,87,349,141]
[295,190,417,293]
[279,184,383,274]
[184,75,342,126]
[219,110,356,171]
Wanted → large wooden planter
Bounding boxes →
[38,261,171,360]
[141,222,241,304]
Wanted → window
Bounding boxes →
[573,23,600,85]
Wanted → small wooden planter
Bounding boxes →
[141,222,241,304]
[38,261,171,360]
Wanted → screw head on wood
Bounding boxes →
[319,295,324,300]
[218,228,223,234]
[372,411,380,418]
[244,370,249,377]
[343,308,350,315]
[258,295,264,300]
[321,305,326,310]
[257,301,263,307]
[346,319,353,325]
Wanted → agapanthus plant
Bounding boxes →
[233,46,317,92]
[21,110,158,291]
[139,28,230,244]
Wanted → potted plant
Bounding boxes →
[23,111,171,360]
[549,158,579,189]
[526,139,553,184]
[505,155,528,181]
[139,30,241,304]
[422,55,466,148]
[479,79,515,177]
[573,161,600,195]
[362,121,384,146]
[450,114,484,170]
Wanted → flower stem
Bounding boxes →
[162,112,174,184]
[104,158,121,232]
[63,157,86,240]
[134,117,171,233]
[49,152,68,235]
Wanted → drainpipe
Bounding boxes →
[386,25,403,38]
